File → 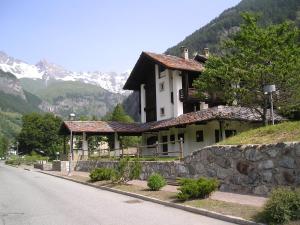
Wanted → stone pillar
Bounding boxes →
[114,132,120,156]
[140,84,146,123]
[82,132,89,159]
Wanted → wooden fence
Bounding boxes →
[87,138,184,160]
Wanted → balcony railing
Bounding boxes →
[179,88,201,102]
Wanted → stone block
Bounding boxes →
[258,160,274,170]
[266,148,279,158]
[253,185,269,196]
[279,156,295,169]
[244,148,264,161]
[261,171,273,182]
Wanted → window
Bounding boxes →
[170,134,175,144]
[178,133,184,143]
[159,82,165,92]
[160,107,165,116]
[225,130,237,138]
[171,92,174,104]
[196,130,204,142]
[147,136,157,146]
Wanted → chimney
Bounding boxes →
[180,46,189,60]
[203,48,209,58]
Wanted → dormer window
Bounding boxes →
[159,82,165,92]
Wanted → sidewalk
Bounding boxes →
[51,170,267,207]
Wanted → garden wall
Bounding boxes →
[72,142,300,195]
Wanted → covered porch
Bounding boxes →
[58,121,143,160]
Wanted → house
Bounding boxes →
[59,48,284,158]
[122,47,283,156]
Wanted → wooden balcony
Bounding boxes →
[179,88,202,102]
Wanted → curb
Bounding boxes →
[38,171,264,225]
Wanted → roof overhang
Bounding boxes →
[123,51,204,90]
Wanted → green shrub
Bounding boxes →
[176,177,219,201]
[5,153,48,166]
[113,157,141,184]
[260,188,300,224]
[89,168,116,182]
[147,173,166,191]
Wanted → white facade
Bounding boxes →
[140,84,146,123]
[139,64,184,122]
[141,120,260,157]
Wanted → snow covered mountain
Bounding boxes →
[0,51,130,94]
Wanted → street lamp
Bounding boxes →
[68,113,76,176]
[263,84,276,125]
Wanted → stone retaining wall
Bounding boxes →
[69,142,300,195]
[34,163,52,171]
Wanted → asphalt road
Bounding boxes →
[0,162,237,225]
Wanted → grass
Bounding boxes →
[5,154,49,166]
[219,121,300,145]
[185,199,261,221]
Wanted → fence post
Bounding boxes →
[155,141,159,159]
[179,138,184,160]
[137,145,140,158]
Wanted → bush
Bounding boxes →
[260,188,300,224]
[5,153,48,166]
[113,157,141,184]
[89,168,116,182]
[176,177,219,201]
[147,173,166,191]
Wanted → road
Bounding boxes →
[0,162,237,225]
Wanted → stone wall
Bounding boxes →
[34,163,52,171]
[69,142,300,195]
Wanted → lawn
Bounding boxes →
[219,121,300,145]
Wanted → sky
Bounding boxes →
[0,0,241,73]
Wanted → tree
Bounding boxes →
[104,104,140,148]
[0,136,9,157]
[194,13,300,124]
[17,113,63,157]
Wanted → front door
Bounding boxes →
[162,136,168,155]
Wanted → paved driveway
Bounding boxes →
[0,162,237,225]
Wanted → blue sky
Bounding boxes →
[0,0,241,73]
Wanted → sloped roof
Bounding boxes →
[123,51,204,90]
[59,121,143,135]
[143,52,204,72]
[59,106,285,135]
[146,106,284,131]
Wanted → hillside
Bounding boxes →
[0,111,22,140]
[165,0,300,56]
[23,80,125,118]
[219,121,300,145]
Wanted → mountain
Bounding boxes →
[0,70,45,140]
[0,70,43,114]
[0,51,129,94]
[22,79,125,118]
[165,0,300,56]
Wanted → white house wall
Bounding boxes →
[140,84,146,123]
[141,121,260,157]
[155,65,172,121]
[172,70,183,117]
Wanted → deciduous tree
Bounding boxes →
[194,13,300,124]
